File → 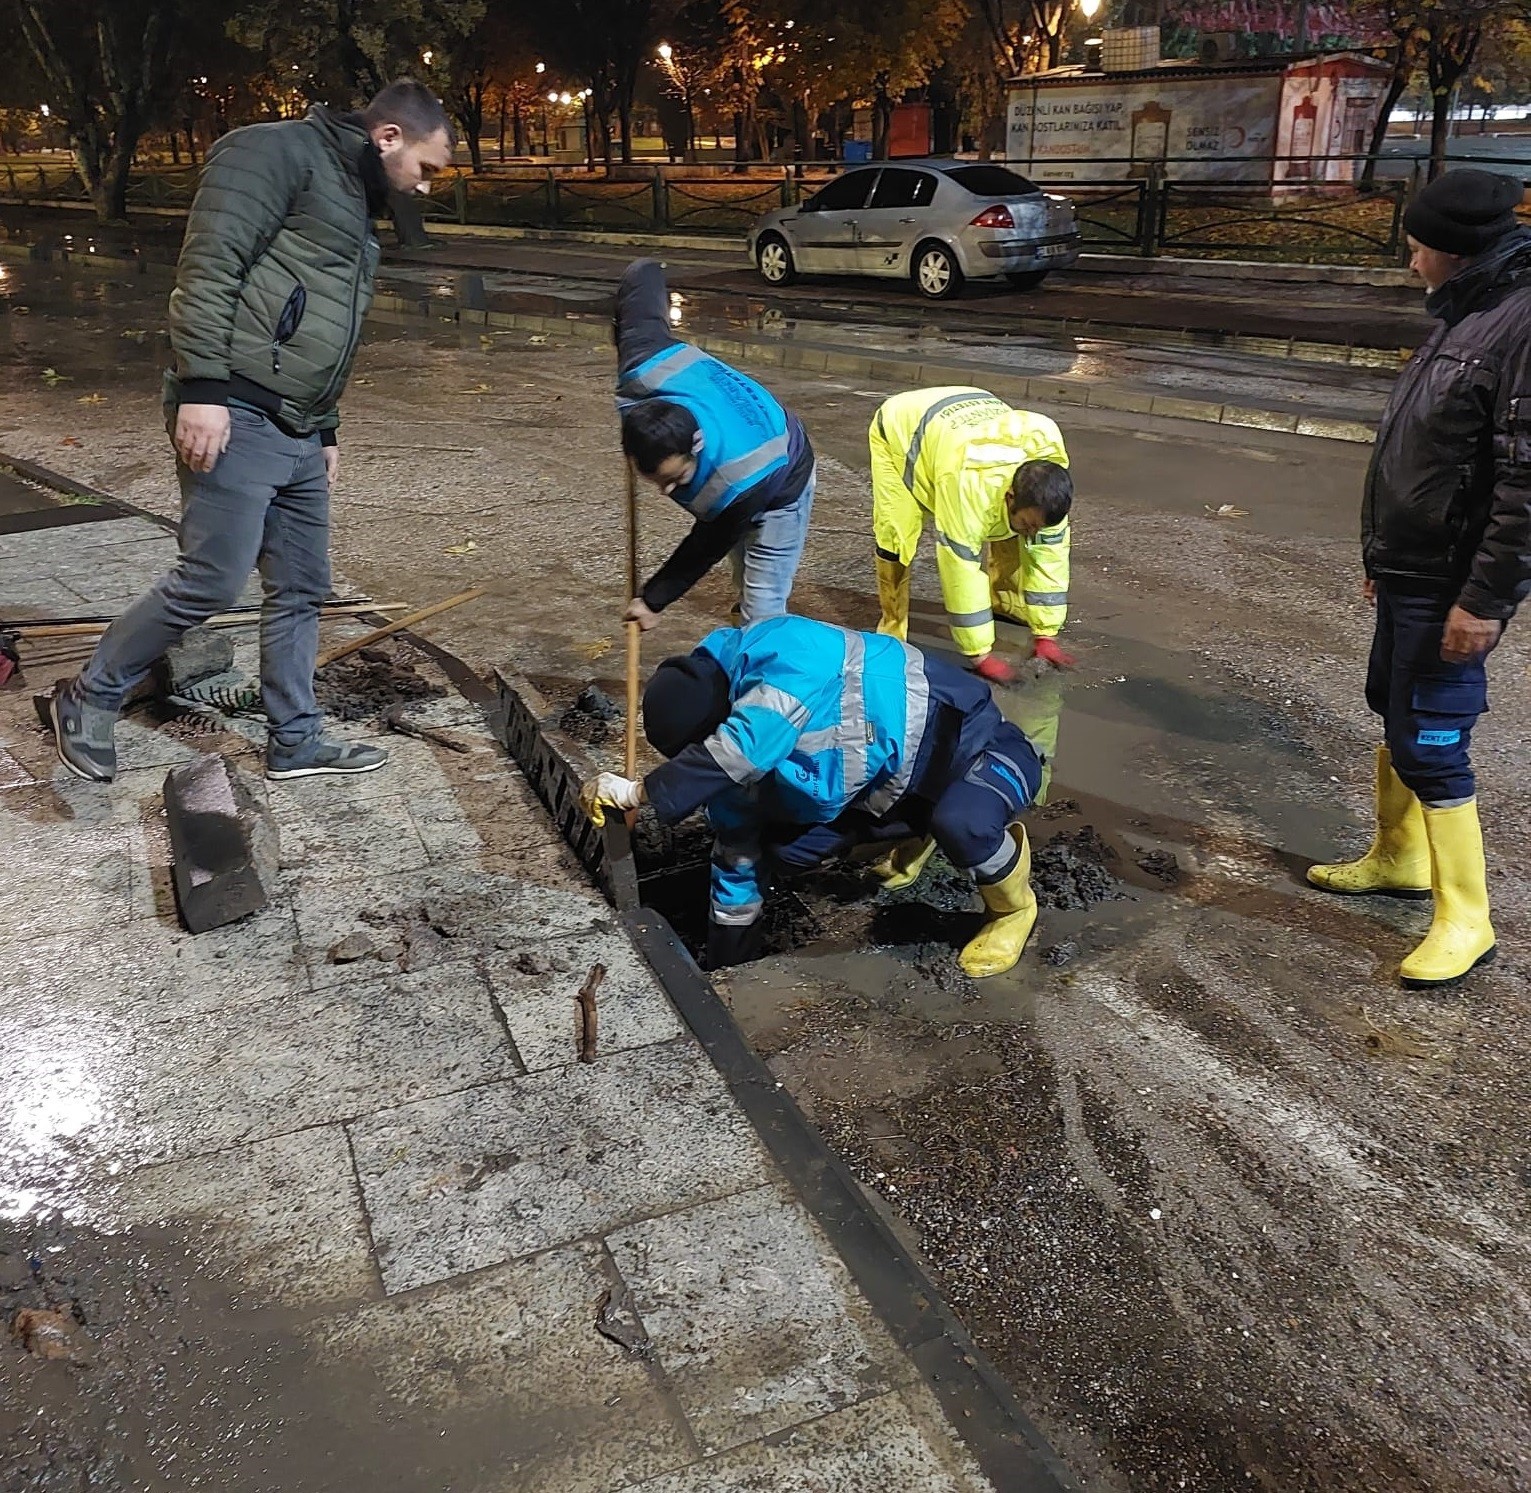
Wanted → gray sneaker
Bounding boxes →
[47,679,118,783]
[266,736,389,781]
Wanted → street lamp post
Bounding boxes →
[657,42,697,163]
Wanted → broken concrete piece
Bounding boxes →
[163,754,280,934]
[329,931,377,963]
[154,625,235,697]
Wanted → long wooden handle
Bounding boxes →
[624,621,641,777]
[624,455,640,779]
[316,587,486,669]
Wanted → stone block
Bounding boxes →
[153,624,235,696]
[164,753,280,933]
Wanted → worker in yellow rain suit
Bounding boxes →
[871,387,1074,684]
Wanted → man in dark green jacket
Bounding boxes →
[49,80,453,783]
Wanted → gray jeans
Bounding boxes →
[79,404,331,745]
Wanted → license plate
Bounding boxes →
[1040,242,1070,258]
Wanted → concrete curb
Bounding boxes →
[390,297,1379,445]
[627,910,1079,1493]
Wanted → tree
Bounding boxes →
[234,0,485,110]
[1409,0,1531,178]
[534,0,667,166]
[10,0,202,221]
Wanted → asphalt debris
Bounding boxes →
[315,644,446,723]
[558,683,622,746]
[1136,849,1182,884]
[1032,827,1125,911]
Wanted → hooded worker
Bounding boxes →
[578,616,1050,976]
[871,387,1074,683]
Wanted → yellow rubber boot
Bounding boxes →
[959,827,1038,979]
[1400,800,1497,987]
[871,836,936,891]
[1307,745,1430,898]
[875,555,910,642]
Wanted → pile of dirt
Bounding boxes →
[558,684,621,746]
[314,645,446,723]
[1032,827,1126,911]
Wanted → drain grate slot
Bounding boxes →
[491,671,638,910]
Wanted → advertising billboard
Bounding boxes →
[1006,74,1284,182]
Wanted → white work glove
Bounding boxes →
[579,772,643,826]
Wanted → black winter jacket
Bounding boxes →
[1362,229,1531,621]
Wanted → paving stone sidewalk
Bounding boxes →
[0,500,999,1491]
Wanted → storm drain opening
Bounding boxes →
[491,672,1148,978]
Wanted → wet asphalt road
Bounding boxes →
[2,255,1528,1493]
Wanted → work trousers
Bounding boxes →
[1365,582,1488,806]
[768,720,1044,884]
[79,405,332,746]
[727,466,816,625]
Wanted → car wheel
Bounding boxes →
[757,233,797,287]
[1005,270,1049,291]
[913,241,963,300]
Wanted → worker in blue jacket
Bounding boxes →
[615,259,815,631]
[580,616,1047,976]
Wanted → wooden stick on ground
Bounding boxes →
[13,601,410,642]
[576,962,605,1064]
[315,587,486,670]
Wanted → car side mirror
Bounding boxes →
[799,197,818,213]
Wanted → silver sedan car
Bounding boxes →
[746,160,1081,300]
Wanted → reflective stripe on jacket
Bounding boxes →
[643,616,933,925]
[874,387,1070,655]
[617,343,792,519]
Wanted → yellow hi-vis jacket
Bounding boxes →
[870,388,1070,658]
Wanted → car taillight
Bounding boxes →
[969,204,1014,229]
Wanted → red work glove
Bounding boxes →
[970,653,1021,686]
[1032,636,1076,670]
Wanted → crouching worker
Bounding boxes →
[871,387,1074,683]
[578,616,1047,975]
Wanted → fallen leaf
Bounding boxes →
[119,328,147,342]
[1204,503,1248,520]
[11,305,29,315]
[59,436,83,447]
[478,334,495,350]
[444,538,478,556]
[41,367,71,385]
[77,393,107,405]
[354,377,374,386]
[461,382,493,394]
[10,1308,90,1363]
[528,335,548,346]
[576,638,613,660]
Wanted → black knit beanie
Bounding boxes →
[1403,169,1524,257]
[642,651,732,758]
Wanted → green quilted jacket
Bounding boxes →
[165,106,381,438]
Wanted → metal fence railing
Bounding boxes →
[7,152,1531,265]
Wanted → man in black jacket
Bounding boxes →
[1309,169,1531,986]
